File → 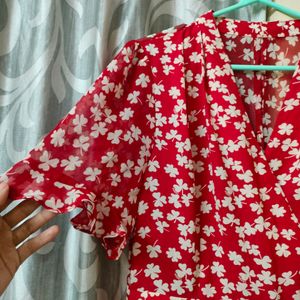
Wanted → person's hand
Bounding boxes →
[0,182,59,295]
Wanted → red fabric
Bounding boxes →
[2,9,300,299]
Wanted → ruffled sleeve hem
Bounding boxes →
[70,198,129,261]
[0,159,127,260]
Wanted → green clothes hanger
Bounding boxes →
[214,0,300,71]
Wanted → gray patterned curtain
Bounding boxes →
[0,1,266,299]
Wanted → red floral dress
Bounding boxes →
[2,9,300,299]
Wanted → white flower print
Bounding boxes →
[156,220,169,233]
[152,83,165,95]
[266,225,279,240]
[284,98,300,111]
[201,283,217,298]
[267,43,280,59]
[226,40,237,51]
[120,159,134,178]
[278,271,296,286]
[145,43,159,56]
[138,201,149,215]
[65,189,82,205]
[136,73,150,88]
[189,52,202,64]
[175,263,192,279]
[24,189,45,200]
[254,255,272,269]
[128,269,138,285]
[96,200,110,220]
[73,135,90,152]
[173,179,189,193]
[170,280,185,295]
[124,124,142,143]
[103,108,117,124]
[250,280,263,295]
[45,197,64,209]
[132,242,141,256]
[73,114,88,134]
[145,177,159,192]
[275,243,291,257]
[245,89,262,109]
[281,138,298,151]
[269,158,283,172]
[268,286,283,300]
[278,123,294,135]
[220,278,235,294]
[50,128,65,147]
[164,41,177,54]
[106,58,118,73]
[242,48,254,62]
[179,237,192,251]
[281,229,295,240]
[254,162,267,175]
[257,270,276,285]
[102,76,115,93]
[167,210,185,223]
[294,188,300,200]
[211,261,225,277]
[83,167,101,181]
[160,54,171,65]
[156,112,167,127]
[60,155,82,171]
[38,151,59,171]
[166,247,182,262]
[228,251,244,265]
[240,184,258,198]
[279,79,290,98]
[151,209,162,220]
[91,122,107,138]
[270,204,286,217]
[147,243,162,258]
[107,129,122,144]
[293,290,300,300]
[164,164,179,178]
[101,151,118,168]
[144,263,161,279]
[152,281,169,297]
[215,166,228,180]
[138,226,150,239]
[113,196,124,209]
[30,170,44,183]
[127,91,140,105]
[200,201,212,214]
[169,87,181,100]
[277,53,291,66]
[239,265,256,281]
[93,92,106,107]
[187,85,199,98]
[236,169,253,182]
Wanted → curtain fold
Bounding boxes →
[0,1,266,299]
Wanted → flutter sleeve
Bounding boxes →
[0,39,155,260]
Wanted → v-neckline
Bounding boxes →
[195,9,300,159]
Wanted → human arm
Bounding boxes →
[0,182,59,296]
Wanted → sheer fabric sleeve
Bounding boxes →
[0,39,155,260]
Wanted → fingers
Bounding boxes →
[17,225,60,264]
[3,199,40,229]
[0,182,9,211]
[12,209,58,246]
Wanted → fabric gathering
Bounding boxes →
[2,1,300,299]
